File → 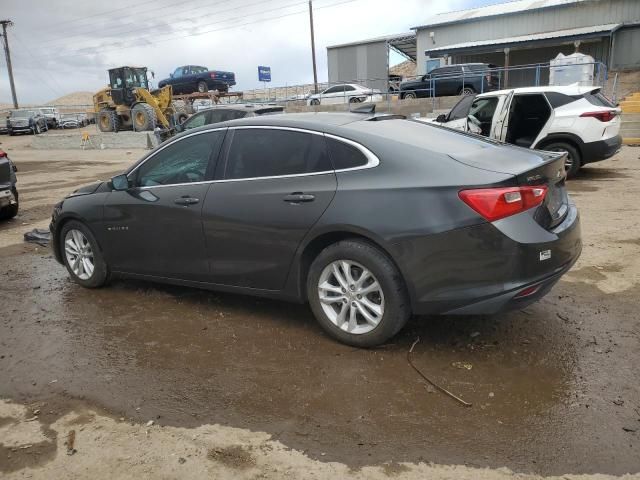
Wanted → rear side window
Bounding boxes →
[545,91,580,108]
[326,137,368,170]
[224,129,332,179]
[584,91,615,108]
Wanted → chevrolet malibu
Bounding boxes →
[50,112,581,347]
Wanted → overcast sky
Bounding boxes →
[0,0,510,104]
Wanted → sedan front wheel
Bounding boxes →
[60,220,110,288]
[307,240,410,347]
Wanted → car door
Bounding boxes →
[466,96,500,137]
[201,127,337,290]
[102,129,226,281]
[495,90,515,141]
[322,85,345,104]
[441,95,475,131]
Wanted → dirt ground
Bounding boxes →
[0,133,638,479]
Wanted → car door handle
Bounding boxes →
[283,192,315,203]
[174,196,200,206]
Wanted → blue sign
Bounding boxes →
[258,66,271,82]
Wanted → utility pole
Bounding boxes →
[308,1,318,94]
[0,20,18,108]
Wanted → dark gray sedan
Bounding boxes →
[50,112,581,347]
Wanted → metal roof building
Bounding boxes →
[414,0,640,75]
[326,0,640,90]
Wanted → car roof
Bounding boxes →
[203,103,284,111]
[477,85,599,97]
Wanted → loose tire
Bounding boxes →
[60,220,109,288]
[98,109,120,132]
[197,81,208,93]
[403,92,417,100]
[0,188,18,220]
[307,240,410,347]
[131,103,157,132]
[544,141,581,179]
[171,100,189,124]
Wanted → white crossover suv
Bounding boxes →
[425,86,622,177]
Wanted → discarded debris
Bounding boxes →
[556,312,569,321]
[452,361,473,370]
[407,338,472,407]
[65,430,77,455]
[24,228,51,246]
[470,331,480,338]
[488,392,495,398]
[178,457,186,464]
[613,398,624,406]
[24,416,38,422]
[622,426,637,433]
[146,420,154,427]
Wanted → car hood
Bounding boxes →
[67,181,105,198]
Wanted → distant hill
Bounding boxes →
[390,60,416,79]
[46,91,95,106]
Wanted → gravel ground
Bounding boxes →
[0,134,638,479]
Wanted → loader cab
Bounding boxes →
[108,67,149,105]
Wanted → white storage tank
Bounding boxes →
[549,53,596,86]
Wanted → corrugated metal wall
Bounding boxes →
[612,26,640,69]
[327,41,388,91]
[416,0,640,73]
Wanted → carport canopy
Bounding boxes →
[425,23,621,55]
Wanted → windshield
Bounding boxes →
[10,110,34,118]
[40,108,55,114]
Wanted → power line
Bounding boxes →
[38,0,296,51]
[20,0,359,65]
[37,0,227,47]
[9,31,63,100]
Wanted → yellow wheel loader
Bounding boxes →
[93,66,182,132]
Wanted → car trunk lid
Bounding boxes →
[450,143,568,230]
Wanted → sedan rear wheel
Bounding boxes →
[307,240,410,347]
[61,220,109,288]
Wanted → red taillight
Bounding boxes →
[459,186,548,222]
[0,149,6,157]
[210,72,217,79]
[514,284,541,298]
[580,110,616,122]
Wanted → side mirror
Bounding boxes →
[436,114,447,123]
[174,123,183,133]
[169,73,174,78]
[111,173,130,191]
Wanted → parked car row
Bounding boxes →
[6,109,49,135]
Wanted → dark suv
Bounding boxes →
[400,63,500,99]
[7,109,48,135]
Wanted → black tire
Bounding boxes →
[307,240,411,348]
[98,109,120,132]
[197,81,208,93]
[0,187,18,220]
[59,220,110,288]
[131,103,157,132]
[543,141,582,179]
[33,123,41,135]
[459,86,476,96]
[171,100,189,124]
[310,98,320,106]
[349,97,363,104]
[403,92,417,100]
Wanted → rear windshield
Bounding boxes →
[584,90,615,108]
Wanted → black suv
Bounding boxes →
[400,63,500,99]
[7,109,48,135]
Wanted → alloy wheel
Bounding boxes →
[549,147,573,171]
[64,229,95,280]
[317,260,385,334]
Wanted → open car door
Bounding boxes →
[494,90,514,141]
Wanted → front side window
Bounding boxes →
[224,129,332,180]
[469,97,499,123]
[323,86,344,94]
[448,95,476,121]
[135,131,224,186]
[173,67,183,78]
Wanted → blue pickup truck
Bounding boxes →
[158,65,236,95]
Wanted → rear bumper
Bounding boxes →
[581,135,622,164]
[400,203,581,316]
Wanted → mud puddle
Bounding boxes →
[1,250,638,476]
